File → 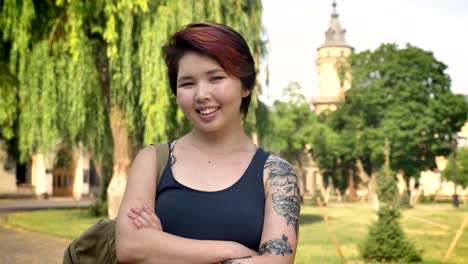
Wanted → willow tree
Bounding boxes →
[0,0,265,217]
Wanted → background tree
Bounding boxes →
[0,0,265,217]
[309,120,356,197]
[261,82,317,195]
[330,43,468,197]
[361,139,422,262]
[442,148,468,189]
[0,57,16,142]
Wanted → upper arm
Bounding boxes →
[258,155,301,262]
[116,146,158,249]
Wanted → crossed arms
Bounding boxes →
[116,146,300,263]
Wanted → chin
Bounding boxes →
[194,123,222,133]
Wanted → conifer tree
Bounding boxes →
[361,138,422,263]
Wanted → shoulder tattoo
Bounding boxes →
[259,234,293,256]
[170,141,177,167]
[265,155,301,234]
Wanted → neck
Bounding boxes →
[185,122,253,152]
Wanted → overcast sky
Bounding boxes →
[260,0,468,103]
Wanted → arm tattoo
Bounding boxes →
[170,141,177,167]
[265,156,301,234]
[259,234,293,256]
[221,256,252,264]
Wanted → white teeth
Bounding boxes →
[199,107,218,115]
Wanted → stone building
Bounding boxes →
[312,1,353,114]
[0,141,96,200]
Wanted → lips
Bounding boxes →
[198,107,219,115]
[195,106,220,121]
[196,106,220,115]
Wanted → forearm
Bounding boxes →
[222,255,293,264]
[117,226,236,264]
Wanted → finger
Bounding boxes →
[138,211,157,229]
[127,211,137,220]
[135,215,149,226]
[132,218,144,229]
[127,211,150,227]
[143,205,162,229]
[130,207,143,216]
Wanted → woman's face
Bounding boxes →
[176,52,250,133]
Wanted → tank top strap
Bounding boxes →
[250,147,270,180]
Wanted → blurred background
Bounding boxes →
[0,0,467,263]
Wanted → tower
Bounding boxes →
[313,1,353,113]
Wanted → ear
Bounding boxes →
[241,87,251,98]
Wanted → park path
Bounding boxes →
[0,224,69,264]
[0,198,93,263]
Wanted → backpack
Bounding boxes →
[63,143,169,264]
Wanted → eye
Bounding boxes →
[179,82,194,88]
[210,76,225,82]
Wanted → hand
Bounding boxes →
[220,256,254,264]
[228,242,258,260]
[127,205,163,231]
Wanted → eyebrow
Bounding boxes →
[177,69,225,83]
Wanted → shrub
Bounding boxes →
[88,197,108,217]
[360,168,422,262]
[360,206,422,262]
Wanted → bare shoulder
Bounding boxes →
[117,146,159,223]
[135,145,158,163]
[263,154,298,186]
[127,145,161,173]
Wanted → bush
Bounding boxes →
[399,190,413,209]
[418,193,435,204]
[360,168,422,262]
[360,206,422,262]
[88,197,108,217]
[311,189,325,206]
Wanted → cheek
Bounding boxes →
[217,82,244,103]
[176,90,193,111]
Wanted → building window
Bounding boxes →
[83,169,89,183]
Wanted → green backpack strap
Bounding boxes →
[151,142,169,185]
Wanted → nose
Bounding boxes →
[194,81,211,102]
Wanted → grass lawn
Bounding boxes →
[1,208,101,240]
[1,203,467,263]
[296,202,468,264]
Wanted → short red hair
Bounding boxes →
[162,22,256,116]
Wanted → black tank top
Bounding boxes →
[155,143,270,250]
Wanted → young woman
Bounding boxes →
[116,22,300,264]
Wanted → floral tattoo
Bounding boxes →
[265,155,301,234]
[259,234,293,256]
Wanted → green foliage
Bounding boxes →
[376,169,399,206]
[361,167,422,262]
[0,0,265,159]
[88,197,108,217]
[5,209,101,240]
[309,121,351,190]
[0,60,17,140]
[417,194,436,204]
[262,82,316,164]
[331,43,468,181]
[360,206,422,263]
[442,148,468,188]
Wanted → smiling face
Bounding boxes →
[176,52,250,133]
